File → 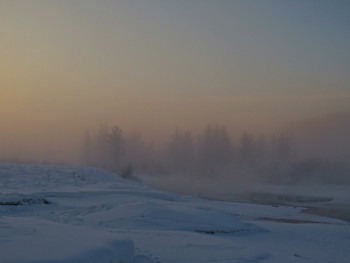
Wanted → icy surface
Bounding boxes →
[0,164,349,263]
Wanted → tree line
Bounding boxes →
[81,124,308,184]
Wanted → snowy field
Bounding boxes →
[0,164,349,263]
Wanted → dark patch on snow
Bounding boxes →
[196,228,250,235]
[248,192,333,204]
[256,217,329,224]
[0,198,52,206]
[303,205,350,222]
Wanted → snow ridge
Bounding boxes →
[1,164,349,263]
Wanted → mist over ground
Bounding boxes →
[1,1,350,197]
[1,2,350,262]
[1,112,350,194]
[74,113,350,198]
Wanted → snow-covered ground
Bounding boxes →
[0,164,349,263]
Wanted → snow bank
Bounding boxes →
[0,164,263,263]
[0,217,134,263]
[82,201,261,234]
[0,164,147,193]
[1,163,349,263]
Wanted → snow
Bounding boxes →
[0,217,134,263]
[0,163,350,262]
[250,184,350,205]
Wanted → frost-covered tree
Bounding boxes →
[124,131,153,174]
[82,125,125,172]
[166,128,194,174]
[255,135,267,163]
[104,126,125,172]
[81,129,92,166]
[197,125,233,176]
[238,132,257,165]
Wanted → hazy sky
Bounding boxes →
[1,0,350,162]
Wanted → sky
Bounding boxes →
[1,0,350,162]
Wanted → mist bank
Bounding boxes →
[79,121,350,188]
[286,112,350,162]
[1,112,349,189]
[1,111,349,165]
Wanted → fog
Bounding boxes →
[1,113,350,205]
[1,1,350,195]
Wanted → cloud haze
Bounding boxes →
[0,0,349,164]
